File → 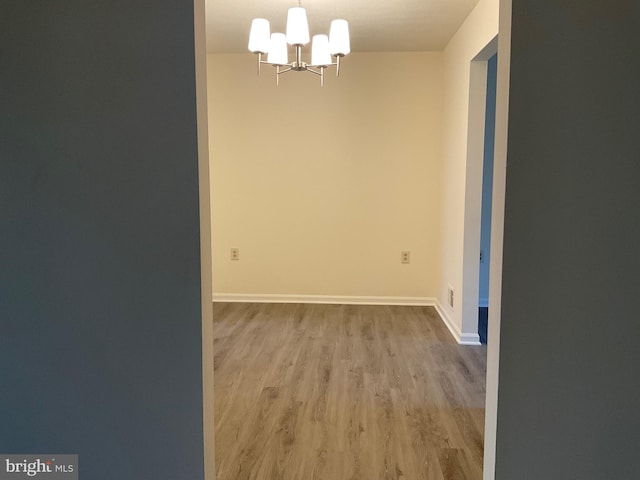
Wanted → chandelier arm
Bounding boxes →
[305,66,326,86]
[255,53,277,76]
[275,65,293,85]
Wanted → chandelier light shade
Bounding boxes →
[286,7,310,45]
[311,35,331,66]
[248,18,270,53]
[267,33,288,65]
[329,19,350,56]
[248,1,350,86]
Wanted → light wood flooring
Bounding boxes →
[213,303,487,480]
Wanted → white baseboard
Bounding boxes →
[459,332,481,345]
[434,301,481,346]
[212,293,436,306]
[213,293,481,346]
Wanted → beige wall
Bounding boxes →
[207,52,443,299]
[440,0,499,336]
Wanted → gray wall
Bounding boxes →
[0,1,205,478]
[496,1,640,478]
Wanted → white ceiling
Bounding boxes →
[206,0,480,54]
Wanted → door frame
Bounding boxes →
[460,36,499,343]
[193,0,513,477]
[483,0,512,477]
[193,0,215,478]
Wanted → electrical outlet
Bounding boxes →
[401,251,410,264]
[448,285,455,308]
[230,248,239,261]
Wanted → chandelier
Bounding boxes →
[248,1,350,86]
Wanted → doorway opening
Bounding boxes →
[197,6,512,479]
[460,36,498,346]
[478,52,498,344]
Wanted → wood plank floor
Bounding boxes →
[213,303,487,480]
